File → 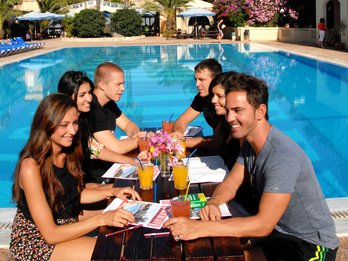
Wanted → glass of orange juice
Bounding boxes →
[170,196,190,218]
[173,163,188,190]
[138,163,154,190]
[162,121,174,133]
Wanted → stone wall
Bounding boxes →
[229,27,317,44]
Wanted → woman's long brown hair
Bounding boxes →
[12,93,84,214]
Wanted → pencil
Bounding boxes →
[105,224,143,237]
[144,232,171,238]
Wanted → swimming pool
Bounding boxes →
[1,43,347,207]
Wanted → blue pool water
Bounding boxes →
[1,43,347,207]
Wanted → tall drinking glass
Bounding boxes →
[138,163,154,190]
[162,121,174,133]
[173,163,188,190]
[138,136,150,152]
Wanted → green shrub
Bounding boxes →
[62,16,74,37]
[73,9,105,38]
[111,8,142,37]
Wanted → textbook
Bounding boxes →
[102,163,160,180]
[103,198,169,229]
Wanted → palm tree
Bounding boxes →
[142,0,190,34]
[37,0,67,13]
[0,0,21,38]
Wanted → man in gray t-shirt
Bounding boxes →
[164,72,339,261]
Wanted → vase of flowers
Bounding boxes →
[158,152,171,177]
[149,131,185,177]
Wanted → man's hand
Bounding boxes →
[199,202,222,221]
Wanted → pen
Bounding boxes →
[105,224,143,238]
[144,232,171,238]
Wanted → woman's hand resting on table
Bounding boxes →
[111,187,142,201]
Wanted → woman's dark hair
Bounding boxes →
[12,93,84,214]
[58,70,94,163]
[208,71,240,100]
[58,71,94,104]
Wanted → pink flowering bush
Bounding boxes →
[212,0,298,27]
[149,131,185,165]
[247,0,279,26]
[212,0,249,27]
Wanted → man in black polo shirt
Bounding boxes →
[173,58,223,149]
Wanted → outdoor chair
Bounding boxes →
[9,38,32,52]
[16,37,44,48]
[11,37,44,49]
[0,40,25,56]
[0,46,10,57]
[175,29,191,39]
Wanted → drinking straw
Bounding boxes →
[135,156,144,170]
[168,113,174,122]
[185,178,191,200]
[185,148,197,166]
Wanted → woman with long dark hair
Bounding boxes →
[10,94,139,260]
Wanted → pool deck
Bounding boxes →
[1,36,348,67]
[1,36,348,260]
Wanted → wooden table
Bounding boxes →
[91,174,245,260]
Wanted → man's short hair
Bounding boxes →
[224,72,269,120]
[194,59,222,78]
[94,62,124,86]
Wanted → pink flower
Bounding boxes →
[149,131,185,165]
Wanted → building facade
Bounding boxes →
[316,0,347,46]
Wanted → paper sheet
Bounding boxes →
[102,164,160,180]
[104,198,169,229]
[170,155,229,183]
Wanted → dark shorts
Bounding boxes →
[252,230,338,261]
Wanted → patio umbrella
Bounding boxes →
[43,12,64,21]
[178,8,215,38]
[177,8,215,18]
[17,11,56,21]
[188,16,210,26]
[17,11,63,38]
